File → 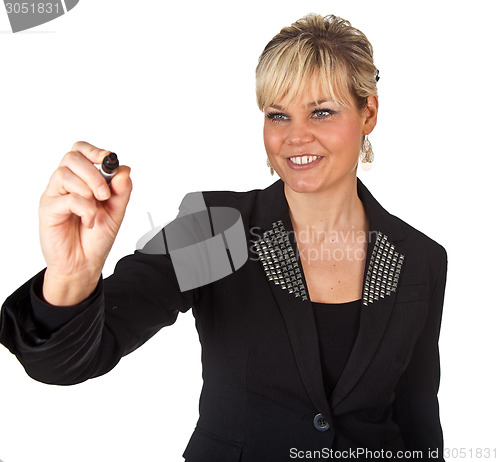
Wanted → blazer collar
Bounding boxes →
[250,178,409,420]
[251,177,406,243]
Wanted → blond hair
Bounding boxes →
[256,14,378,111]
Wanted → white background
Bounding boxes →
[0,1,498,461]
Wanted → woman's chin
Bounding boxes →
[282,175,325,194]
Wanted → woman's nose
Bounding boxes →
[285,120,315,145]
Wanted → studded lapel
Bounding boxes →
[251,178,407,419]
[362,231,405,306]
[253,220,308,302]
[251,182,333,425]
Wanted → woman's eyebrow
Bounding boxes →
[307,99,332,107]
[269,100,332,111]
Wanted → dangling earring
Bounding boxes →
[266,158,274,176]
[360,135,374,170]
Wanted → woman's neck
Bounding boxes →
[284,174,367,234]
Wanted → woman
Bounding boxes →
[0,14,447,461]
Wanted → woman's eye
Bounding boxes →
[266,112,289,123]
[312,109,336,119]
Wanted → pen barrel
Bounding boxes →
[99,168,117,185]
[99,152,119,184]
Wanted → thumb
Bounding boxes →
[109,165,132,198]
[105,165,133,219]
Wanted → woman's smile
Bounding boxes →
[286,154,324,169]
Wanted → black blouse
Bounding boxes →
[311,299,361,396]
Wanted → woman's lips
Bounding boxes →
[286,155,324,170]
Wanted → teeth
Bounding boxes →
[289,155,319,165]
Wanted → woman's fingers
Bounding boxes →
[45,143,126,203]
[40,192,98,229]
[53,150,110,201]
[41,143,132,231]
[44,148,111,201]
[71,141,110,164]
[47,166,95,200]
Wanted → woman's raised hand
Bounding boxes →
[39,141,133,306]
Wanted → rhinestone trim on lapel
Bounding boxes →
[254,220,308,301]
[362,231,404,306]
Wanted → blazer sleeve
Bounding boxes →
[392,246,448,460]
[0,250,198,385]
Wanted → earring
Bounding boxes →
[360,136,374,164]
[266,158,275,176]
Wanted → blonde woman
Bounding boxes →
[1,14,447,461]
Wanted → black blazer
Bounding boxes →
[0,178,447,461]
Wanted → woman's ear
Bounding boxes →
[363,95,379,135]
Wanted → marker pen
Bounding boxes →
[99,152,119,184]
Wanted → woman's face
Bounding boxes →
[263,87,378,194]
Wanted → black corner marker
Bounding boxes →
[100,153,119,184]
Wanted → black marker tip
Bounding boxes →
[102,152,119,173]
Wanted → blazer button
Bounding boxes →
[313,413,330,431]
